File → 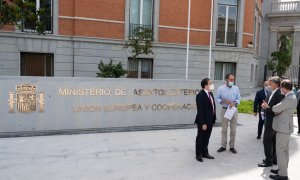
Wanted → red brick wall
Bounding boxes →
[74,20,124,39]
[159,0,211,45]
[75,0,125,21]
[59,19,74,36]
[59,0,125,39]
[59,0,75,16]
[243,0,255,48]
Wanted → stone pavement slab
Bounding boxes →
[0,113,300,180]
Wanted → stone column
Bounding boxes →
[124,0,130,41]
[292,25,300,66]
[237,0,245,48]
[153,0,160,42]
[268,26,279,59]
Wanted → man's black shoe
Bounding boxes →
[196,156,203,162]
[202,154,214,159]
[257,136,261,139]
[258,162,273,167]
[230,148,237,154]
[269,175,288,180]
[271,169,279,174]
[217,147,226,152]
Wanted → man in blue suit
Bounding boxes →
[253,81,271,139]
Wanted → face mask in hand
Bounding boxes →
[209,84,215,91]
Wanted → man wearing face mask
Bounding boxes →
[216,74,241,154]
[258,76,285,167]
[253,81,271,139]
[262,79,296,180]
[194,78,216,162]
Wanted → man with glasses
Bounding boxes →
[216,74,241,154]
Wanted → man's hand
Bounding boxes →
[229,102,235,109]
[223,99,231,105]
[253,112,257,116]
[261,100,269,109]
[202,124,207,130]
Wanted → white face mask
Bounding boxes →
[209,84,215,91]
[228,81,234,87]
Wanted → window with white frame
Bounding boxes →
[214,62,236,80]
[127,58,153,79]
[22,0,52,33]
[216,0,238,47]
[129,0,153,39]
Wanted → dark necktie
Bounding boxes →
[208,93,214,113]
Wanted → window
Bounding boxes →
[22,0,53,34]
[129,0,153,39]
[216,0,238,47]
[127,58,153,79]
[214,62,236,80]
[21,53,54,76]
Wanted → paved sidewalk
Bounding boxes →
[0,113,300,180]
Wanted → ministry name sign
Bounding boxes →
[0,77,201,134]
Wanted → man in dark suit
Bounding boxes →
[194,78,216,162]
[258,76,285,167]
[265,79,297,180]
[296,90,300,133]
[253,81,271,139]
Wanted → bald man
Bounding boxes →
[253,81,271,139]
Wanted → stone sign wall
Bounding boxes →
[0,77,204,134]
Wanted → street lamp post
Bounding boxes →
[208,0,214,78]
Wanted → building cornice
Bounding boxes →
[0,31,254,54]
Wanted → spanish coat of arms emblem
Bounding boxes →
[8,84,45,113]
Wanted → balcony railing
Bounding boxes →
[271,1,300,13]
[129,23,153,41]
[21,16,53,34]
[216,31,237,47]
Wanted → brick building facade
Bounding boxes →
[0,0,263,95]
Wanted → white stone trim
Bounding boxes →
[159,25,210,32]
[59,16,125,24]
[243,32,254,36]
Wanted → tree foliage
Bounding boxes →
[124,26,154,59]
[0,0,46,34]
[267,35,293,77]
[97,60,127,78]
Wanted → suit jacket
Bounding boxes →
[272,92,297,134]
[194,90,216,126]
[265,89,285,127]
[253,88,267,120]
[296,90,300,109]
